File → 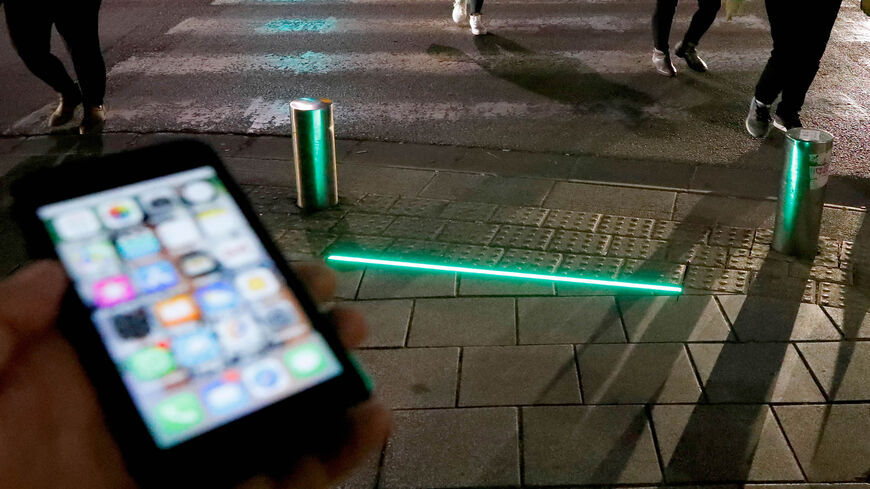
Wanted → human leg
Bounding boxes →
[651,0,679,51]
[55,0,105,107]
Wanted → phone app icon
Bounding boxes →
[133,261,179,295]
[113,308,151,339]
[213,236,261,269]
[93,275,136,308]
[194,281,238,315]
[171,330,222,370]
[115,228,161,261]
[235,268,280,302]
[154,392,204,436]
[197,207,238,238]
[202,374,249,416]
[59,239,120,278]
[53,209,101,241]
[179,251,219,278]
[154,295,200,327]
[283,343,328,379]
[127,345,174,381]
[97,199,145,230]
[242,358,290,399]
[138,188,177,218]
[215,314,265,357]
[181,180,217,204]
[155,217,201,251]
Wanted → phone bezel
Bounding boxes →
[11,140,370,488]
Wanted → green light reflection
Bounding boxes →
[258,18,336,33]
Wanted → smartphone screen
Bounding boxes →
[36,166,343,448]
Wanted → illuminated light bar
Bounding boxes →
[326,255,682,293]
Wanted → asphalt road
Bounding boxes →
[1,0,868,176]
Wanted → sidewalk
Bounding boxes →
[1,132,869,488]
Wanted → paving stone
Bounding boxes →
[354,348,459,408]
[490,205,549,227]
[709,226,755,248]
[822,307,870,339]
[773,404,870,482]
[380,408,519,489]
[543,209,602,232]
[652,404,803,482]
[459,345,581,406]
[458,275,555,296]
[384,239,448,261]
[438,201,498,222]
[334,267,365,300]
[386,197,449,217]
[607,237,669,260]
[258,212,297,237]
[408,298,515,346]
[490,225,554,251]
[595,215,655,238]
[727,254,770,272]
[673,194,777,228]
[557,253,623,279]
[441,244,504,267]
[334,449,380,489]
[718,295,841,341]
[419,172,553,206]
[619,260,686,285]
[357,269,456,299]
[354,194,399,212]
[436,221,500,245]
[523,405,661,485]
[285,213,341,232]
[688,343,825,402]
[577,343,701,403]
[818,282,870,309]
[684,266,750,294]
[335,212,395,235]
[351,299,413,347]
[382,216,446,240]
[797,342,870,401]
[668,244,729,267]
[339,166,434,197]
[547,230,611,255]
[755,228,775,244]
[496,249,562,273]
[275,230,336,259]
[651,220,711,243]
[517,297,625,344]
[619,296,734,342]
[329,235,395,255]
[544,182,676,219]
[748,274,818,303]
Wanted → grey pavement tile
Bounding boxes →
[619,259,686,285]
[496,249,562,273]
[595,215,656,238]
[544,182,676,219]
[709,226,756,248]
[820,207,865,241]
[543,209,602,232]
[328,235,395,256]
[386,197,449,217]
[219,157,292,186]
[688,343,825,403]
[350,300,413,348]
[774,404,870,482]
[619,296,735,342]
[490,225,555,251]
[384,239,448,261]
[818,282,870,309]
[354,348,459,409]
[570,156,694,190]
[755,228,775,244]
[334,448,380,489]
[652,404,803,482]
[340,140,463,168]
[354,194,399,213]
[458,275,555,296]
[357,269,456,299]
[232,135,293,160]
[607,236,669,260]
[684,266,750,294]
[380,408,519,489]
[517,297,625,344]
[652,220,711,243]
[275,230,336,260]
[438,201,498,222]
[668,244,729,267]
[490,205,549,227]
[558,253,623,279]
[407,298,515,346]
[334,267,364,300]
[436,221,499,245]
[334,212,395,236]
[523,405,661,485]
[797,342,870,401]
[419,173,554,206]
[459,345,581,406]
[339,165,435,197]
[547,230,612,255]
[577,343,702,403]
[718,295,842,341]
[673,194,777,228]
[690,166,780,200]
[382,216,446,240]
[822,307,870,339]
[442,244,504,268]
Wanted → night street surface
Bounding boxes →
[0,0,868,175]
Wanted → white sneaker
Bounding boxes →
[469,13,487,35]
[452,0,468,24]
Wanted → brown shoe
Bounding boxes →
[79,105,107,134]
[48,93,82,127]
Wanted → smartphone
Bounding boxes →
[11,140,370,488]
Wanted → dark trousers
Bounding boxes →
[754,0,841,115]
[3,0,106,106]
[652,0,722,51]
[470,0,483,14]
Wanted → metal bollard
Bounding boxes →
[772,128,834,259]
[290,98,338,211]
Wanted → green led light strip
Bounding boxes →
[326,255,682,293]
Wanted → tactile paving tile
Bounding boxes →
[284,209,346,232]
[709,226,755,249]
[726,254,766,271]
[543,210,602,232]
[334,212,395,236]
[496,249,562,273]
[442,244,505,267]
[437,221,500,245]
[595,215,655,238]
[557,254,623,279]
[667,244,729,267]
[651,220,711,244]
[439,202,498,222]
[382,216,447,239]
[385,239,449,260]
[817,282,870,309]
[809,265,852,285]
[354,194,399,212]
[387,197,449,217]
[684,266,750,293]
[620,260,686,285]
[606,237,669,260]
[490,225,555,251]
[276,230,337,258]
[490,206,549,227]
[327,234,394,254]
[754,228,774,244]
[547,230,611,255]
[816,237,841,268]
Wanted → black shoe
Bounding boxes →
[675,41,708,72]
[745,97,771,138]
[772,111,802,132]
[79,105,107,135]
[652,48,676,77]
[48,90,82,127]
